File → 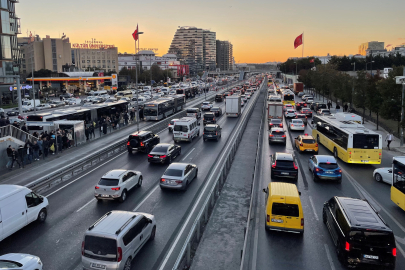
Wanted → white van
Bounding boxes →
[173,117,200,143]
[22,99,41,111]
[0,185,49,242]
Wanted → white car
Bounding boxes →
[373,167,392,184]
[241,95,248,102]
[283,104,294,112]
[0,254,43,270]
[289,119,305,131]
[241,99,245,107]
[95,169,142,202]
[168,118,179,132]
[36,104,51,110]
[201,101,213,111]
[66,98,81,105]
[306,98,314,104]
[246,93,251,99]
[169,90,176,95]
[284,109,297,118]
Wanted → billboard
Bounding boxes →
[111,74,118,90]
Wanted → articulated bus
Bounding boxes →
[282,92,295,106]
[312,113,382,164]
[160,95,185,112]
[144,98,175,121]
[391,156,405,211]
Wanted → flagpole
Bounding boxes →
[135,31,139,133]
[302,32,304,58]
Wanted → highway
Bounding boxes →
[245,81,405,270]
[0,81,262,270]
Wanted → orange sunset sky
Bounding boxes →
[19,0,405,63]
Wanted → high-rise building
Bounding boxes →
[216,40,233,71]
[358,41,384,55]
[168,26,216,74]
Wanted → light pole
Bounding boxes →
[135,31,144,133]
[294,61,297,76]
[366,60,374,75]
[351,62,355,109]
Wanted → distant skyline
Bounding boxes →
[18,0,405,63]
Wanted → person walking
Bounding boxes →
[385,133,393,150]
[336,103,340,112]
[85,126,89,140]
[9,148,21,170]
[6,145,13,169]
[344,103,348,112]
[24,143,33,165]
[89,124,95,139]
[327,101,332,110]
[37,137,43,158]
[32,140,40,161]
[43,137,49,158]
[67,131,73,147]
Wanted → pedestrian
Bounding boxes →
[9,148,21,170]
[89,124,95,139]
[67,131,73,147]
[124,112,129,126]
[24,143,33,165]
[50,135,56,154]
[37,137,43,157]
[62,132,68,149]
[17,145,26,166]
[6,145,13,169]
[336,103,340,112]
[327,101,332,110]
[344,103,348,112]
[57,132,63,152]
[32,140,40,161]
[21,123,28,133]
[85,126,89,140]
[43,137,49,158]
[385,133,393,150]
[5,117,10,125]
[0,115,6,127]
[12,121,19,128]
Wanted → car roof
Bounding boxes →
[292,119,303,122]
[205,124,218,128]
[268,182,299,197]
[88,211,139,236]
[275,152,294,160]
[130,130,151,136]
[167,162,189,170]
[0,185,31,201]
[154,143,172,147]
[315,155,337,163]
[336,197,390,230]
[102,169,127,179]
[211,107,220,109]
[300,135,314,139]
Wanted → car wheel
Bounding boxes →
[183,181,189,191]
[123,257,132,270]
[149,226,156,241]
[333,148,338,158]
[322,209,327,224]
[137,176,143,187]
[313,172,318,182]
[119,190,127,203]
[37,208,47,222]
[375,173,382,182]
[168,156,172,164]
[337,177,342,184]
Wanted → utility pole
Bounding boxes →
[401,67,405,146]
[351,62,355,109]
[32,54,36,113]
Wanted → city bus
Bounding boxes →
[392,156,405,211]
[160,95,185,113]
[311,113,382,164]
[144,98,175,121]
[282,92,295,106]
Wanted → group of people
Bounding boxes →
[325,101,351,113]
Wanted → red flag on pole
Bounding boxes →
[132,24,139,41]
[294,34,303,49]
[310,59,314,63]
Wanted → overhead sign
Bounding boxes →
[9,85,33,91]
[72,38,115,49]
[396,76,405,84]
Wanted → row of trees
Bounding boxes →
[298,65,404,134]
[119,64,173,85]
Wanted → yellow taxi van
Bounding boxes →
[263,182,304,234]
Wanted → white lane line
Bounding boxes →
[181,148,195,161]
[324,244,336,270]
[45,152,126,197]
[395,240,405,258]
[133,185,159,212]
[309,196,319,221]
[76,198,96,212]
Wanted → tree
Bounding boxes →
[366,72,383,129]
[353,70,368,121]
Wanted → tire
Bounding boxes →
[375,173,382,182]
[333,148,338,159]
[271,171,274,179]
[123,257,132,270]
[119,190,127,203]
[37,208,47,222]
[337,177,342,184]
[149,226,156,241]
[313,172,318,182]
[183,181,189,191]
[137,176,143,187]
[168,156,172,164]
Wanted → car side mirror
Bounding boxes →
[388,169,392,173]
[262,188,267,194]
[197,122,201,126]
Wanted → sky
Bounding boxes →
[18,0,405,63]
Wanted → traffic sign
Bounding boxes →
[396,76,405,84]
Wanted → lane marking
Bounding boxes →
[181,148,195,161]
[324,244,336,270]
[395,239,405,258]
[45,152,127,197]
[309,196,319,221]
[76,198,96,212]
[133,185,159,212]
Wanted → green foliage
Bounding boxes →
[279,57,321,75]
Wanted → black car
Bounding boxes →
[203,112,216,125]
[148,143,181,164]
[268,118,283,129]
[323,196,396,269]
[215,94,224,102]
[314,103,327,112]
[270,152,298,181]
[210,107,222,116]
[203,124,222,141]
[60,93,72,99]
[127,130,160,153]
[7,110,19,116]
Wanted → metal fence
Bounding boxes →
[0,124,38,144]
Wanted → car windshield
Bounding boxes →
[204,126,217,131]
[319,163,339,169]
[84,235,117,262]
[187,109,197,113]
[302,139,315,144]
[211,108,219,111]
[272,203,299,217]
[98,178,119,186]
[353,134,380,149]
[276,160,294,168]
[297,115,306,118]
[271,131,285,135]
[174,125,189,132]
[152,146,169,153]
[164,169,183,177]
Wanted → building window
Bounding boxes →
[0,0,8,9]
[87,60,90,63]
[112,60,115,63]
[1,35,12,59]
[92,60,95,63]
[102,60,105,63]
[53,64,57,71]
[1,11,10,34]
[102,65,106,68]
[52,53,57,58]
[53,59,57,64]
[107,60,110,63]
[97,60,100,63]
[23,64,26,68]
[113,65,116,69]
[82,60,85,63]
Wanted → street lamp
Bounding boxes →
[366,60,374,76]
[351,62,356,109]
[294,61,297,76]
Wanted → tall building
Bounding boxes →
[20,36,72,74]
[216,40,233,71]
[358,41,384,55]
[72,44,118,72]
[168,26,216,74]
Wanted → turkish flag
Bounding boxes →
[294,34,303,49]
[132,24,139,41]
[310,59,314,63]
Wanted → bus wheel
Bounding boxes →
[333,148,338,158]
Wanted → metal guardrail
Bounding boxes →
[172,78,267,270]
[0,124,38,144]
[25,82,242,193]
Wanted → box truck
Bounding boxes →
[226,95,241,117]
[293,83,303,95]
[267,101,283,119]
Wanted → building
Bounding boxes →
[216,40,233,71]
[72,39,118,72]
[20,35,72,74]
[118,51,179,71]
[168,26,216,75]
[358,41,384,56]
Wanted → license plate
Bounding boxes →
[361,160,369,163]
[326,171,334,174]
[208,135,212,137]
[170,180,177,185]
[271,219,283,223]
[154,156,159,159]
[101,194,109,197]
[305,149,313,151]
[281,172,289,175]
[363,254,379,260]
[91,263,106,269]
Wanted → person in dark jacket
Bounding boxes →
[17,145,26,166]
[32,141,40,160]
[89,124,95,138]
[21,123,28,133]
[23,143,33,165]
[85,126,89,140]
[0,116,6,127]
[56,133,63,152]
[6,145,13,168]
[62,132,68,149]
[124,113,129,126]
[43,137,49,158]
[9,148,21,170]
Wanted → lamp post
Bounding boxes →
[294,61,297,76]
[366,61,374,75]
[351,62,355,109]
[135,31,144,133]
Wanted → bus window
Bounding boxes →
[353,134,379,149]
[393,160,405,193]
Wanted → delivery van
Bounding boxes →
[0,185,49,242]
[262,182,304,234]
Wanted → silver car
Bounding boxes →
[268,128,286,145]
[160,163,198,190]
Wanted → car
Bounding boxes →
[160,163,198,190]
[201,101,213,111]
[50,101,65,108]
[302,94,313,101]
[173,117,200,143]
[7,110,20,116]
[268,128,286,145]
[168,119,179,132]
[300,108,312,117]
[81,211,156,270]
[295,113,308,124]
[60,93,72,99]
[215,94,224,102]
[294,134,318,153]
[305,98,314,104]
[186,108,202,119]
[317,108,331,116]
[148,143,181,164]
[309,155,341,182]
[295,101,307,111]
[210,107,222,116]
[283,104,294,112]
[297,92,305,97]
[314,103,327,112]
[203,124,222,141]
[373,167,392,184]
[0,253,43,270]
[268,118,283,129]
[289,119,305,131]
[92,97,105,104]
[127,130,160,153]
[246,93,251,99]
[270,152,298,181]
[241,99,245,107]
[323,197,396,269]
[284,109,296,118]
[203,112,217,125]
[95,169,142,202]
[36,103,52,110]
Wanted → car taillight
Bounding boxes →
[117,247,123,262]
[293,163,298,170]
[216,132,218,135]
[95,186,99,189]
[140,142,144,147]
[160,155,166,158]
[291,124,294,127]
[300,143,303,146]
[267,215,270,222]
[175,180,182,184]
[81,241,85,255]
[301,218,304,226]
[281,135,286,138]
[338,169,342,173]
[393,248,397,257]
[280,123,283,127]
[148,154,153,158]
[302,125,304,127]
[315,143,318,147]
[111,187,120,191]
[345,242,350,251]
[272,161,276,168]
[315,168,323,172]
[127,142,130,146]
[270,123,273,126]
[161,178,165,182]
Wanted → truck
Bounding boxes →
[21,99,40,111]
[267,101,283,119]
[226,95,241,117]
[293,82,303,95]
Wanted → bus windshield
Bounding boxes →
[283,94,294,101]
[353,134,380,149]
[144,105,158,116]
